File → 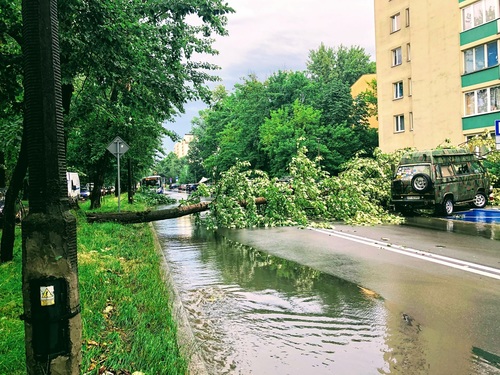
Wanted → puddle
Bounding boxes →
[154,215,500,374]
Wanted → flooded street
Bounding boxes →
[154,213,500,374]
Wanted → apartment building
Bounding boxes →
[374,0,498,152]
[173,133,194,158]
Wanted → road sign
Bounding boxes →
[106,137,129,212]
[107,136,129,156]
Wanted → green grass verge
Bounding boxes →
[0,196,187,374]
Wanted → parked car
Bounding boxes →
[391,148,492,216]
[80,188,91,200]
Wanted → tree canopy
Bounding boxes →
[186,44,378,180]
[0,0,234,207]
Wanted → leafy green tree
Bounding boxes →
[266,70,314,110]
[57,0,234,208]
[0,0,23,187]
[260,101,322,176]
[186,43,378,184]
[154,152,198,184]
[189,75,271,179]
[306,43,376,86]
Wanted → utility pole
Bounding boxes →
[21,0,81,373]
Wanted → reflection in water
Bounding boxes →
[405,215,500,240]
[154,216,500,374]
[452,208,500,224]
[156,216,391,374]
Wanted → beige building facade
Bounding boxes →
[173,134,194,158]
[375,0,498,152]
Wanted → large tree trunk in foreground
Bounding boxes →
[21,0,81,371]
[86,197,267,224]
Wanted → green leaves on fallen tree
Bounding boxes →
[199,147,403,229]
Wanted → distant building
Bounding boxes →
[374,0,497,152]
[351,73,378,129]
[173,134,194,158]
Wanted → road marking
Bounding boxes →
[309,228,500,281]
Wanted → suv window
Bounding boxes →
[455,163,471,175]
[436,164,455,178]
[470,161,485,174]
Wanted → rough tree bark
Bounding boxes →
[86,197,268,224]
[21,0,81,371]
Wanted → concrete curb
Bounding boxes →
[149,223,208,375]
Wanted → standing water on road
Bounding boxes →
[155,216,396,374]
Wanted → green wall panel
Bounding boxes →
[460,21,498,46]
[462,66,500,87]
[462,112,500,130]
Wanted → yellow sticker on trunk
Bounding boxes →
[40,286,55,306]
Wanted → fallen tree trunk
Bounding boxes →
[85,197,267,224]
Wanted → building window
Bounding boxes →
[408,78,412,96]
[405,8,410,27]
[409,112,414,131]
[462,0,498,31]
[465,92,475,116]
[464,41,498,74]
[391,13,401,33]
[464,85,500,115]
[392,47,402,66]
[393,81,404,99]
[406,43,411,61]
[491,86,500,110]
[394,114,405,132]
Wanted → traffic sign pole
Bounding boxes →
[107,136,129,212]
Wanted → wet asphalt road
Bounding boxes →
[221,223,500,374]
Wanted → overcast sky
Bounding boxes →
[163,0,376,153]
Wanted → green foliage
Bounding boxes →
[465,134,500,185]
[306,43,376,86]
[0,228,24,374]
[188,52,379,180]
[204,161,269,229]
[195,147,403,230]
[260,101,322,176]
[0,0,23,181]
[0,0,234,208]
[155,152,189,184]
[134,189,176,206]
[322,149,403,224]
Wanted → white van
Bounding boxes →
[66,172,80,199]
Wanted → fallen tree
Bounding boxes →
[85,197,268,224]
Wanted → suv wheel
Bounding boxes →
[441,197,454,216]
[472,192,487,208]
[411,173,432,193]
